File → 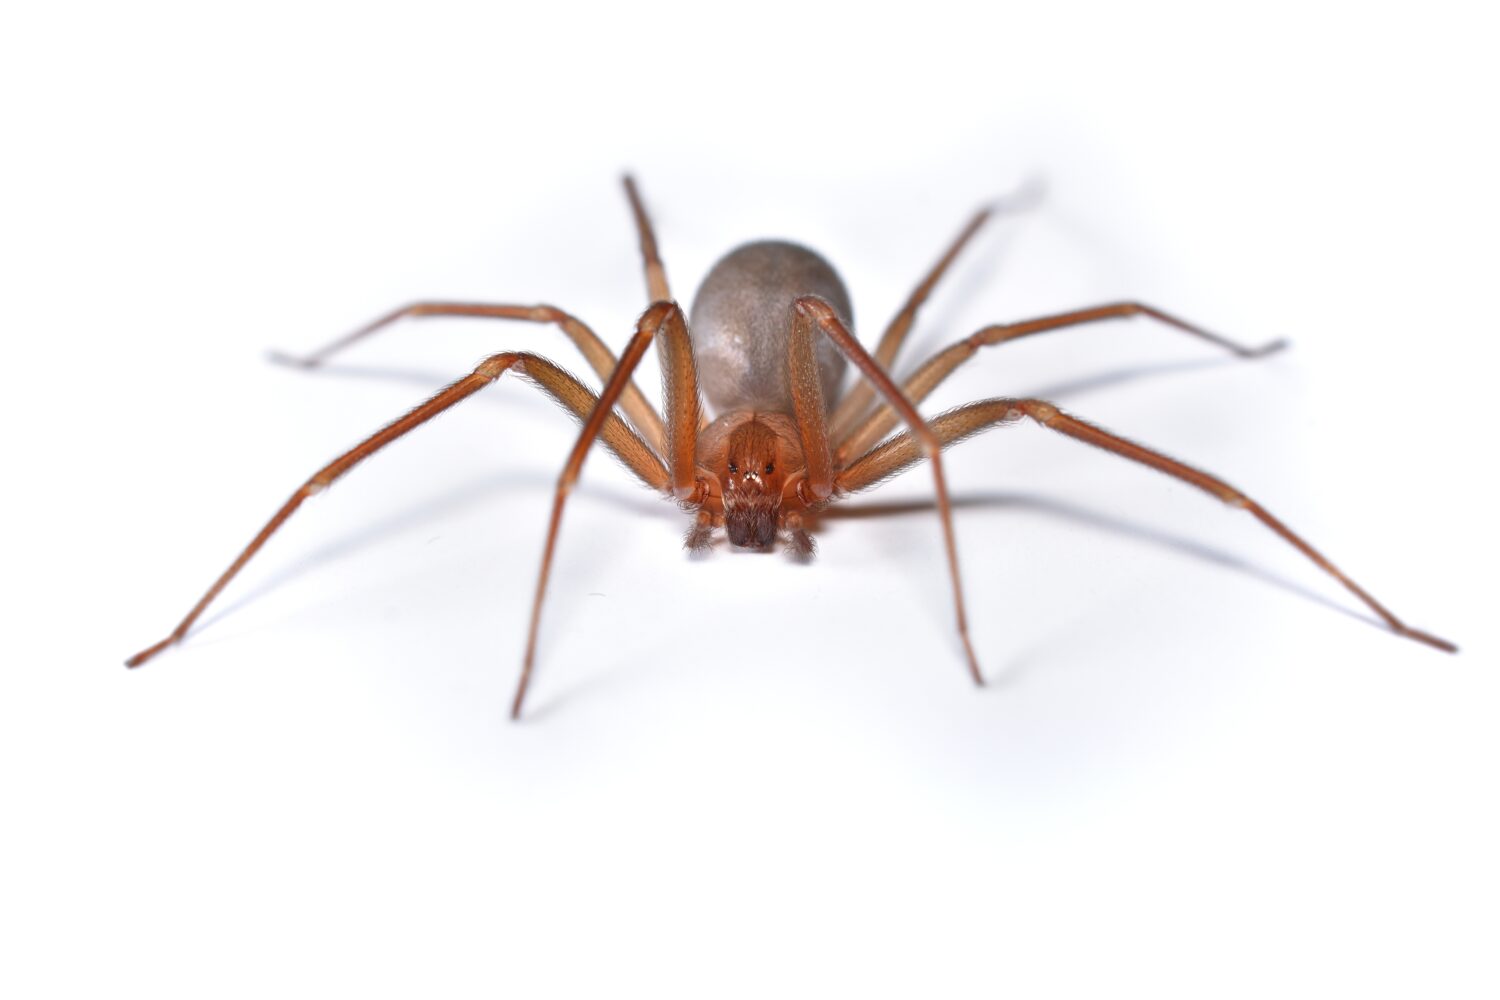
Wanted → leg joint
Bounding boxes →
[1016,399,1059,424]
[969,325,1008,348]
[476,353,522,380]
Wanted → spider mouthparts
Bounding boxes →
[724,493,779,550]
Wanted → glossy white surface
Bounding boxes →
[4,3,1495,997]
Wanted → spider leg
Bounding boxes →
[654,302,703,500]
[512,301,685,718]
[783,510,815,560]
[788,304,835,500]
[828,203,994,441]
[684,509,717,552]
[793,297,983,685]
[623,174,671,305]
[837,398,1456,653]
[621,175,713,440]
[270,301,667,456]
[837,302,1284,462]
[126,351,668,669]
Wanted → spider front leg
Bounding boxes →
[793,297,984,685]
[653,298,703,501]
[512,301,697,718]
[838,398,1457,653]
[126,346,668,670]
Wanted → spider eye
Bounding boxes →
[764,463,774,475]
[727,460,739,474]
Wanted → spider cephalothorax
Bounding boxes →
[697,412,804,550]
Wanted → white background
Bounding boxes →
[3,1,1496,996]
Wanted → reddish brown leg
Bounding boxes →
[623,175,671,305]
[270,301,667,455]
[838,397,1456,653]
[794,297,984,686]
[622,174,712,439]
[838,302,1284,463]
[126,352,668,669]
[828,203,994,442]
[512,302,686,719]
[654,303,703,501]
[783,510,815,560]
[788,306,835,501]
[684,509,717,552]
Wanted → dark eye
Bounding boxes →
[727,460,739,474]
[764,463,775,475]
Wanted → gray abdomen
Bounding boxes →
[688,240,852,415]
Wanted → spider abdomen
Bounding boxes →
[688,240,852,415]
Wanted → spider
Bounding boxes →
[126,175,1456,717]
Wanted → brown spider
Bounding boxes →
[126,176,1456,717]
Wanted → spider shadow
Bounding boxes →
[819,491,1372,631]
[196,352,666,631]
[529,488,1375,719]
[1019,355,1259,402]
[197,469,672,634]
[266,356,563,411]
[186,443,1370,721]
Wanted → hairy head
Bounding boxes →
[719,418,788,550]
